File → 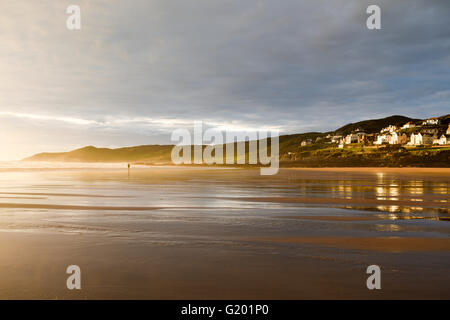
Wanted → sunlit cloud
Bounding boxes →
[0,111,280,132]
[1,0,449,160]
[0,112,97,126]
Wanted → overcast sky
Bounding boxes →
[1,0,449,160]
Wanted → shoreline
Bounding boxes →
[4,161,450,173]
[287,167,450,173]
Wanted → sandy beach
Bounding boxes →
[249,236,450,252]
[213,196,449,209]
[290,167,450,174]
[0,166,448,299]
[3,0,450,303]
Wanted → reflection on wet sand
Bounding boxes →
[213,195,449,209]
[249,236,450,252]
[0,167,448,299]
[273,215,380,221]
[0,203,163,211]
[0,192,130,198]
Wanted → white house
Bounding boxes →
[390,132,399,144]
[380,125,398,133]
[409,133,422,145]
[422,118,440,125]
[345,134,358,144]
[301,139,312,146]
[410,132,438,146]
[331,135,343,143]
[375,134,390,145]
[434,134,449,146]
[401,122,415,129]
[388,132,407,145]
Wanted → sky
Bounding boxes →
[1,0,450,160]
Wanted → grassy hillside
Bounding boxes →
[26,145,174,163]
[23,114,450,167]
[334,115,418,135]
[281,145,450,168]
[24,133,326,164]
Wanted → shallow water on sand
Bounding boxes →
[0,166,449,299]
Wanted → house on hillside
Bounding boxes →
[422,128,439,135]
[359,133,375,144]
[422,118,440,125]
[354,132,369,144]
[374,133,390,145]
[422,134,435,145]
[398,133,408,145]
[434,134,449,146]
[376,132,408,145]
[409,133,422,145]
[301,139,312,146]
[390,132,399,144]
[401,122,415,129]
[355,131,367,143]
[345,133,358,144]
[380,125,398,133]
[389,132,408,145]
[331,135,343,143]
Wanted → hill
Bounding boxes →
[26,145,174,163]
[334,115,419,135]
[23,114,450,167]
[23,132,328,164]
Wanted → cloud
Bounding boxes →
[0,0,449,159]
[0,112,96,125]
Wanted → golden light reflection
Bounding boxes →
[376,205,400,213]
[375,224,402,232]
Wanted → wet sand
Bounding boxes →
[0,167,448,299]
[0,192,130,198]
[1,232,449,300]
[214,196,449,209]
[274,215,380,221]
[1,194,447,211]
[290,167,450,174]
[0,203,164,211]
[249,237,450,253]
